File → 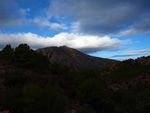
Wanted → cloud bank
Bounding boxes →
[0,32,129,53]
[47,0,150,36]
[1,0,150,35]
[113,49,150,57]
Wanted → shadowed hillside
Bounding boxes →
[0,44,150,113]
[99,56,150,90]
[36,46,117,71]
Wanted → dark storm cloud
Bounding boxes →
[0,0,16,27]
[0,0,27,28]
[133,19,150,33]
[48,0,150,36]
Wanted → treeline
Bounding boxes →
[0,44,68,113]
[0,44,150,113]
[0,44,49,71]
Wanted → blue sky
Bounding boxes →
[0,0,150,60]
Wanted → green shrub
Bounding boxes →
[76,104,96,113]
[23,84,67,113]
[3,71,27,88]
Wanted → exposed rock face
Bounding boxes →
[36,46,117,71]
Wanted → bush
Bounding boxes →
[120,88,150,113]
[77,78,114,113]
[76,104,96,113]
[0,88,23,113]
[23,84,67,113]
[3,71,27,88]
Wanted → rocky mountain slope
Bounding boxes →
[36,46,117,71]
[0,44,150,113]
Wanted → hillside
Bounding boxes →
[99,56,150,90]
[36,46,117,71]
[0,44,150,113]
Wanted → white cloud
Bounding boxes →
[31,17,67,30]
[113,49,150,57]
[0,32,129,53]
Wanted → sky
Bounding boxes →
[0,0,150,60]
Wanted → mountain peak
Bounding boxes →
[59,45,69,48]
[36,46,117,71]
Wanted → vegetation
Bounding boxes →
[0,44,14,59]
[23,84,67,113]
[0,44,150,113]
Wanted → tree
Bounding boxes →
[50,62,61,74]
[13,44,31,65]
[0,44,14,59]
[77,78,114,113]
[13,44,49,70]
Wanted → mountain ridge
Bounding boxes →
[36,46,118,71]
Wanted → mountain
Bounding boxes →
[1,44,150,113]
[36,46,117,71]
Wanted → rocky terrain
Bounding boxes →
[36,46,117,71]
